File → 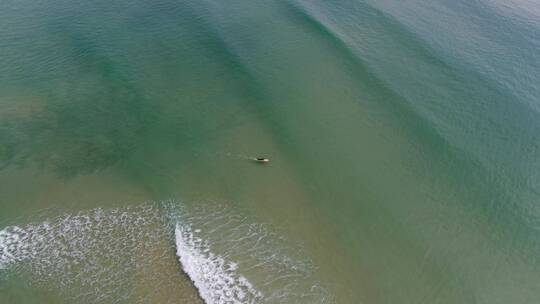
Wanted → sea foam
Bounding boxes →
[0,205,175,303]
[0,202,332,303]
[170,203,333,304]
[0,226,29,270]
[175,224,263,304]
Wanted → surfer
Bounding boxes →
[253,157,269,163]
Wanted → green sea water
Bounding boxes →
[1,0,540,303]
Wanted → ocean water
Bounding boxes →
[1,0,539,303]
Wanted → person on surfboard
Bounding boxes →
[253,157,269,163]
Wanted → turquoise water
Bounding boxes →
[1,0,539,303]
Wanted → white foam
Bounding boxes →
[0,202,333,303]
[0,205,174,303]
[175,224,263,304]
[0,226,29,269]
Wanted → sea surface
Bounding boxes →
[1,0,540,303]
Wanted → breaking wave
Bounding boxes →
[175,224,263,304]
[0,201,332,303]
